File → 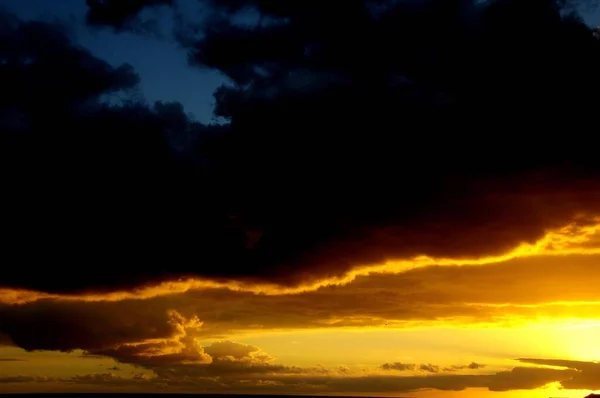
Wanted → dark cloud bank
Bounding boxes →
[1,0,600,293]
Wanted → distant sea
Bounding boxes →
[0,395,402,398]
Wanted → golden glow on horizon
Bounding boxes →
[2,322,600,395]
[1,218,599,304]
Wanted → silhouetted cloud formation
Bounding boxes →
[86,0,173,35]
[444,362,486,371]
[420,364,441,373]
[1,1,600,294]
[0,362,591,393]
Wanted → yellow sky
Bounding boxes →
[1,220,600,396]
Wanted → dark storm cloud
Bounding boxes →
[2,1,600,294]
[85,0,174,35]
[173,0,600,291]
[0,8,140,108]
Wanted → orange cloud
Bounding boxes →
[91,311,212,366]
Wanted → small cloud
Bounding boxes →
[420,364,440,373]
[203,340,274,364]
[381,362,416,371]
[443,362,487,372]
[469,362,486,369]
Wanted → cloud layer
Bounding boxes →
[3,357,600,394]
[2,253,600,356]
[2,252,600,394]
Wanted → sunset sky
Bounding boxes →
[2,0,600,396]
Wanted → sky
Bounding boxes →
[2,0,600,396]
[0,0,225,122]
